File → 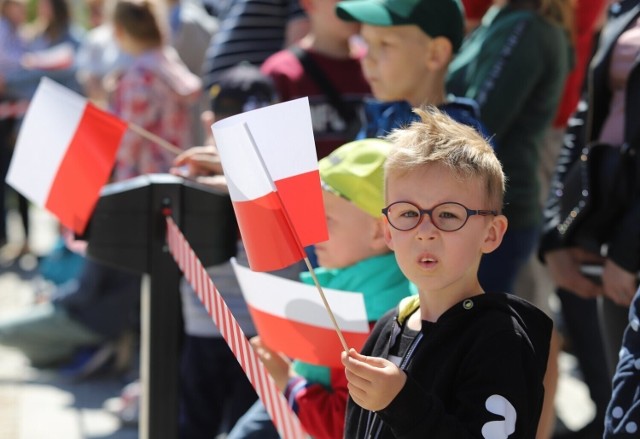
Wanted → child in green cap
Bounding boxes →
[227,138,414,439]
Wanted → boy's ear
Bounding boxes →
[426,36,453,72]
[371,217,389,252]
[381,216,395,251]
[481,214,508,254]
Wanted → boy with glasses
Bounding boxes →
[342,107,553,438]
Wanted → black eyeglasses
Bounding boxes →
[382,201,498,232]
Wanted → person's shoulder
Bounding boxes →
[263,47,300,65]
[261,47,303,74]
[468,293,552,353]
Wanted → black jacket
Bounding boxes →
[344,293,552,439]
[540,2,640,272]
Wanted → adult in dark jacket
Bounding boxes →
[540,0,640,367]
[540,1,640,433]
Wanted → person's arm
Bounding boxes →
[376,330,545,438]
[538,98,604,299]
[284,368,349,439]
[251,334,350,439]
[604,287,640,438]
[462,21,547,145]
[602,202,640,306]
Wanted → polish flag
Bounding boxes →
[211,98,328,272]
[6,78,126,234]
[231,259,370,368]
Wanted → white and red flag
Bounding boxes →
[232,259,370,368]
[211,97,328,272]
[6,78,126,234]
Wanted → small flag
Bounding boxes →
[6,78,126,234]
[211,98,328,272]
[232,259,370,368]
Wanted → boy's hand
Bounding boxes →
[171,145,223,177]
[250,336,292,392]
[341,348,406,412]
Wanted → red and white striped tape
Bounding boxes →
[165,216,308,439]
[0,100,30,120]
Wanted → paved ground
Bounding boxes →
[0,206,597,439]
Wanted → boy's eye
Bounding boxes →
[399,209,419,218]
[438,210,459,220]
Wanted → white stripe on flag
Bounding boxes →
[211,97,318,202]
[7,78,86,206]
[232,260,369,332]
[165,217,307,439]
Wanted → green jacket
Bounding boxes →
[447,6,571,229]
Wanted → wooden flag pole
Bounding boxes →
[240,123,350,354]
[301,256,350,353]
[128,123,183,156]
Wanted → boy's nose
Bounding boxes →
[415,214,438,238]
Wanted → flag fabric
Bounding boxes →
[211,98,328,272]
[6,78,127,234]
[232,259,370,368]
[165,217,307,439]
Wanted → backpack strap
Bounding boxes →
[288,45,357,125]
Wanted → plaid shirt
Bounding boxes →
[109,48,200,181]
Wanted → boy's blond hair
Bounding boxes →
[384,106,505,210]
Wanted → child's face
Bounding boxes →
[311,0,360,42]
[315,191,384,269]
[383,163,506,298]
[359,23,432,106]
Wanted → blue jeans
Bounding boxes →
[226,400,279,439]
[478,226,539,294]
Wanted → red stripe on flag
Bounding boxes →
[274,169,328,247]
[165,218,306,439]
[248,306,369,368]
[45,103,126,233]
[232,170,327,272]
[232,192,304,272]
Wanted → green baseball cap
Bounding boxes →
[336,0,464,52]
[319,138,391,218]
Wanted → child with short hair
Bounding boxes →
[335,0,489,140]
[260,0,371,159]
[342,107,552,438]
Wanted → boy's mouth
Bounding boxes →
[418,255,437,268]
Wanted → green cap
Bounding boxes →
[336,0,464,52]
[319,138,391,218]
